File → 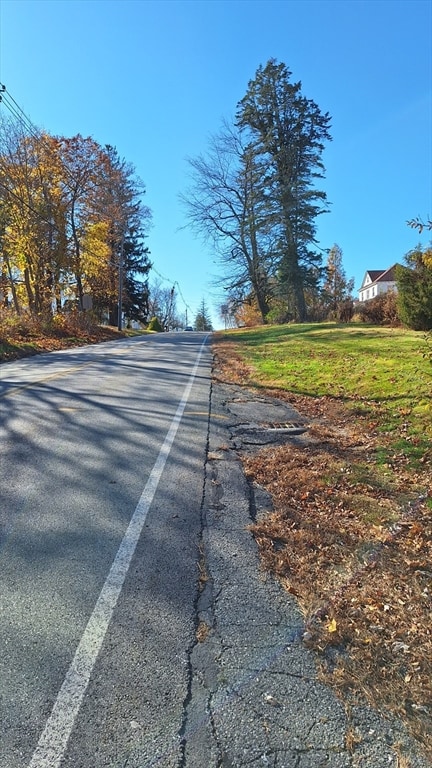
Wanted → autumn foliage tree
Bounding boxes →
[0,115,152,324]
[322,244,354,318]
[0,124,68,315]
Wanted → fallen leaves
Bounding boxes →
[0,321,127,362]
[241,393,432,758]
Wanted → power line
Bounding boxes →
[0,84,127,251]
[0,85,123,214]
[150,265,194,315]
[0,84,106,200]
[0,85,41,142]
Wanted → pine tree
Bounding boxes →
[194,298,213,331]
[236,59,332,321]
[122,224,151,325]
[96,145,152,326]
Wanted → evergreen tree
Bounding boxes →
[396,246,432,330]
[96,145,152,327]
[194,298,213,331]
[182,61,331,325]
[236,59,332,321]
[122,224,151,325]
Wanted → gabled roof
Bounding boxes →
[375,264,399,282]
[366,270,386,282]
[360,263,401,290]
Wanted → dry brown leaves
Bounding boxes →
[214,338,432,758]
[245,434,432,752]
[0,324,126,362]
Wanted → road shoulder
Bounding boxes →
[183,380,431,767]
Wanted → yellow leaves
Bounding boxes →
[422,248,432,269]
[82,220,111,277]
[327,618,337,633]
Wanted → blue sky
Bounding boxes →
[0,0,431,328]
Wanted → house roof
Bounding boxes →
[366,270,386,282]
[375,264,399,282]
[360,263,401,290]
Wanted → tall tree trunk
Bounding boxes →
[5,253,20,313]
[75,273,84,309]
[24,267,35,313]
[293,280,307,322]
[281,250,307,322]
[1,258,9,308]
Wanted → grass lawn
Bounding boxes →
[213,322,432,760]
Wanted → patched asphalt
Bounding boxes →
[182,380,431,767]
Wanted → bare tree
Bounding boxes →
[148,280,178,329]
[181,120,276,323]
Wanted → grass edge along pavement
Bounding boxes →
[212,323,432,761]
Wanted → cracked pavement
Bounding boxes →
[181,380,431,768]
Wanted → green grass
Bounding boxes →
[220,322,432,468]
[0,340,41,360]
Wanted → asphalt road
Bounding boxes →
[1,333,430,768]
[0,331,211,768]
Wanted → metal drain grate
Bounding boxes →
[261,421,308,431]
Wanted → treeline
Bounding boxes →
[182,59,334,325]
[219,243,432,332]
[2,59,429,334]
[182,58,431,331]
[0,117,152,325]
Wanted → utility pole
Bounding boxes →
[118,233,125,331]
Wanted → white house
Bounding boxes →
[358,264,400,302]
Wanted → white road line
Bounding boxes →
[28,337,209,768]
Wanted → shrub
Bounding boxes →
[147,316,164,332]
[234,303,264,327]
[396,256,432,331]
[0,308,100,342]
[354,292,400,326]
[336,299,354,323]
[0,309,42,339]
[45,311,94,337]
